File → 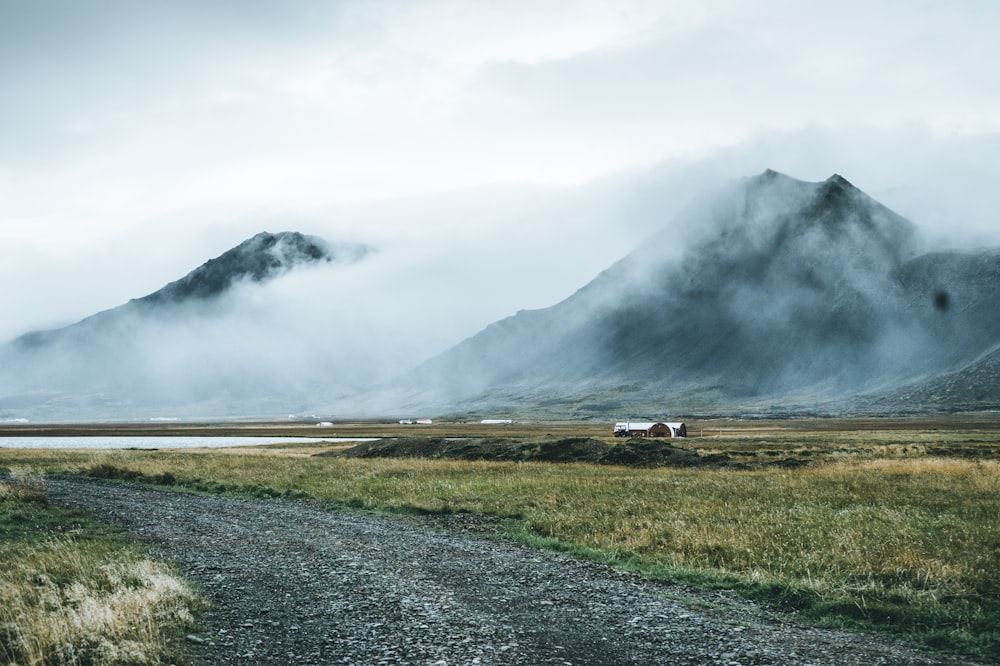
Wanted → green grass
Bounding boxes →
[0,469,204,665]
[3,436,999,661]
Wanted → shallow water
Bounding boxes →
[0,436,375,449]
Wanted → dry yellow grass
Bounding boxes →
[0,475,203,665]
[1,544,201,665]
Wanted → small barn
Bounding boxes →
[614,421,686,438]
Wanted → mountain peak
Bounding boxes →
[136,231,370,306]
[749,170,854,190]
[403,169,940,414]
[9,230,372,353]
[750,168,799,186]
[715,170,913,250]
[812,173,860,207]
[740,169,812,205]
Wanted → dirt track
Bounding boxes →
[43,476,977,666]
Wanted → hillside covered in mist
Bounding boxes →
[0,232,373,419]
[4,173,1000,422]
[380,170,1000,417]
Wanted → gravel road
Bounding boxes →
[45,477,976,666]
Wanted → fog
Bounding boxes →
[6,127,1000,342]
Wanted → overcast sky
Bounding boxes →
[2,0,1000,345]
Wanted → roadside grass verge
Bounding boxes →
[2,443,998,661]
[0,468,204,665]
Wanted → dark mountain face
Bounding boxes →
[11,232,368,351]
[592,171,922,392]
[0,231,372,419]
[894,250,1000,367]
[136,231,353,306]
[400,171,1000,416]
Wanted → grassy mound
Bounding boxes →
[328,436,711,467]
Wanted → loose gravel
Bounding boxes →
[45,477,977,666]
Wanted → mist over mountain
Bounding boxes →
[13,231,364,349]
[380,171,1000,417]
[0,232,372,419]
[134,231,367,307]
[5,174,999,423]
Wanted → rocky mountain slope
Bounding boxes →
[0,232,371,419]
[387,171,1000,417]
[852,344,1000,414]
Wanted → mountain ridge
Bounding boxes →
[0,231,373,419]
[4,173,1000,421]
[10,231,369,352]
[380,170,999,418]
[133,230,353,306]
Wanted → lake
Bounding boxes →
[0,436,375,449]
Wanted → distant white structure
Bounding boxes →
[614,421,686,438]
[400,418,433,425]
[316,421,334,427]
[481,419,515,425]
[399,419,414,424]
[415,418,433,425]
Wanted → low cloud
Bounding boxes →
[5,125,1000,347]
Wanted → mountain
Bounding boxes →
[0,232,372,419]
[12,231,365,350]
[6,176,999,422]
[135,230,360,305]
[385,171,1000,417]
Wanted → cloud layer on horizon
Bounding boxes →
[2,0,1000,344]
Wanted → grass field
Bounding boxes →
[2,416,999,661]
[0,469,203,665]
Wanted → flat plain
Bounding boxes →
[2,414,999,663]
